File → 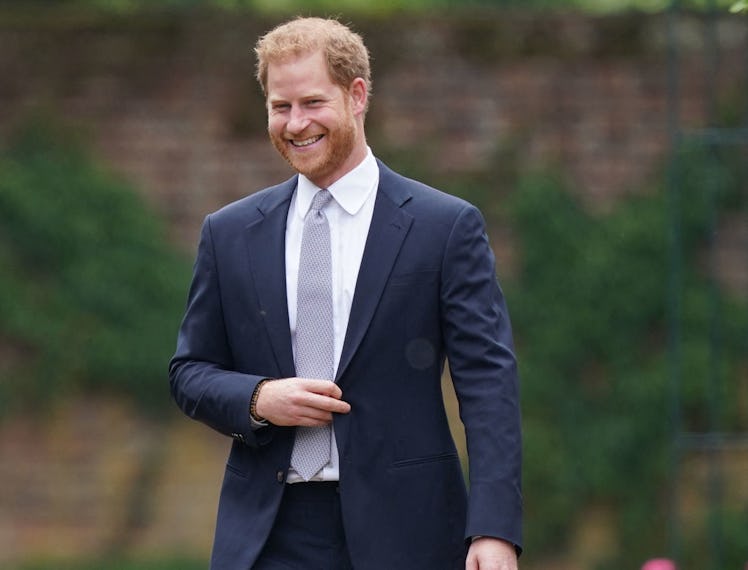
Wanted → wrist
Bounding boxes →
[250,379,270,423]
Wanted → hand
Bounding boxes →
[255,377,351,426]
[466,537,518,570]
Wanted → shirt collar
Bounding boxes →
[295,147,378,219]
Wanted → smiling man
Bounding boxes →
[169,17,522,570]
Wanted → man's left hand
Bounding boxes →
[465,536,518,570]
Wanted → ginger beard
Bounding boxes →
[269,97,357,187]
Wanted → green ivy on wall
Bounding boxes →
[0,118,191,417]
[505,145,747,566]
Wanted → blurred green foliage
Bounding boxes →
[680,506,748,568]
[0,119,191,418]
[504,145,747,565]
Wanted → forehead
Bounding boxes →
[266,50,336,98]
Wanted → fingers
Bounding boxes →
[465,538,517,570]
[302,378,343,399]
[305,390,351,414]
[289,378,351,415]
[290,406,335,427]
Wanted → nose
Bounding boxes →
[286,105,310,135]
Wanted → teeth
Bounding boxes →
[291,135,322,147]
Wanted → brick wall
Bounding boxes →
[2,10,745,248]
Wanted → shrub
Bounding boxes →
[0,120,191,416]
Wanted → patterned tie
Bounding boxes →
[290,189,335,481]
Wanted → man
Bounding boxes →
[170,16,522,570]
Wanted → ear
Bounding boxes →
[349,77,368,116]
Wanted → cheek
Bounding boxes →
[267,116,284,136]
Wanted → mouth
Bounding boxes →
[289,135,323,148]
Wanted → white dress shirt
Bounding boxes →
[285,148,379,483]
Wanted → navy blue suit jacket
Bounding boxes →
[169,160,522,569]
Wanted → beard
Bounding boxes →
[269,106,357,187]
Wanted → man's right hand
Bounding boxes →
[255,378,351,427]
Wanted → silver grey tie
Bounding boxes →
[290,189,335,481]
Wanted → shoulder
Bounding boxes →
[377,160,478,220]
[207,176,297,226]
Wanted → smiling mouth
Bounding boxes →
[290,135,323,147]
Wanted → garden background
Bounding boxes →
[0,1,747,568]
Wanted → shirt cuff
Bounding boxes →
[250,415,269,429]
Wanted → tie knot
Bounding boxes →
[310,189,333,213]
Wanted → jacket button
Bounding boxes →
[276,470,285,483]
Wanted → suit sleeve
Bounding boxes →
[440,204,523,552]
[169,216,272,448]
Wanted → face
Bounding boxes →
[266,50,368,189]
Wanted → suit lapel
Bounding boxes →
[337,163,413,381]
[244,178,297,379]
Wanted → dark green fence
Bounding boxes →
[666,1,748,568]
